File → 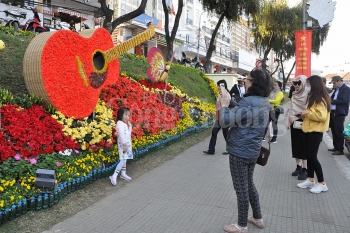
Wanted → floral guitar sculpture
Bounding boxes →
[23,25,155,119]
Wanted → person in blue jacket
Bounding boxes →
[219,69,271,233]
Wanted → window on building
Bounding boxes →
[43,18,51,27]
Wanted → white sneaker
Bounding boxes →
[120,174,132,181]
[109,176,117,186]
[297,179,315,189]
[310,183,328,194]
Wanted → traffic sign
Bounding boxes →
[255,59,262,68]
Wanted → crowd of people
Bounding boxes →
[107,68,349,233]
[202,70,348,233]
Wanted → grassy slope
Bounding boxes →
[0,33,32,96]
[0,32,216,103]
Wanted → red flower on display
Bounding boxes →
[139,79,172,91]
[100,77,180,138]
[0,104,79,161]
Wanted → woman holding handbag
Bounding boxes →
[219,69,271,233]
[297,75,331,194]
[286,75,309,180]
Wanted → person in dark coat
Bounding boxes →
[229,78,246,102]
[328,76,350,155]
[203,79,231,155]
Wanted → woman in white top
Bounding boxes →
[109,107,133,186]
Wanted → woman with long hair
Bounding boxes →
[286,75,309,180]
[219,69,271,232]
[297,75,331,194]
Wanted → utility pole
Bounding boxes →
[302,0,306,30]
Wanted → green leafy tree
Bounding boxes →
[162,0,184,61]
[252,0,329,89]
[201,0,261,73]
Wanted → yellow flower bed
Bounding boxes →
[51,100,115,149]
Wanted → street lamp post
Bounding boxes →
[197,12,205,60]
[302,0,306,30]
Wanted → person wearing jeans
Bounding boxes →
[264,81,283,143]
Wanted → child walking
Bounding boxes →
[109,107,133,186]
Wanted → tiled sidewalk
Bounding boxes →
[43,110,350,233]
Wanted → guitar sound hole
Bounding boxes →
[93,51,105,71]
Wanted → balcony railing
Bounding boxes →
[186,18,193,25]
[202,26,212,34]
[222,37,230,43]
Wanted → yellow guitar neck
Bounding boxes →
[105,24,155,63]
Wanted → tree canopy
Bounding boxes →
[201,0,262,73]
[251,0,329,88]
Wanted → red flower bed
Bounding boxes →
[0,105,79,161]
[100,78,179,138]
[139,79,172,91]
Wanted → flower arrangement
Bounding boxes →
[100,77,180,139]
[0,104,79,161]
[0,41,217,213]
[139,79,172,91]
[51,100,115,150]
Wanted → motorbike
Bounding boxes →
[178,52,192,67]
[178,52,205,72]
[0,7,27,32]
[22,8,49,33]
[191,56,205,73]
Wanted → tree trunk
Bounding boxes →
[271,62,280,76]
[203,12,226,73]
[280,53,285,90]
[99,0,148,34]
[284,61,296,88]
[163,0,183,61]
[262,32,275,70]
[98,0,113,29]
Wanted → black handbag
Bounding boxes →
[257,136,271,166]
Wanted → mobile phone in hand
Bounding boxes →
[220,85,226,93]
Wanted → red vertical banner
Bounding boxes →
[295,30,312,77]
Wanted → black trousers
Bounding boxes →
[208,120,228,153]
[330,111,345,152]
[290,122,307,160]
[305,132,324,182]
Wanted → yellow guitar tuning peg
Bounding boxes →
[0,40,5,50]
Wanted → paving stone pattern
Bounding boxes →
[43,107,350,233]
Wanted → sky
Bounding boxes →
[286,0,350,74]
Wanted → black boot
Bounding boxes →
[298,168,308,180]
[292,165,302,176]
